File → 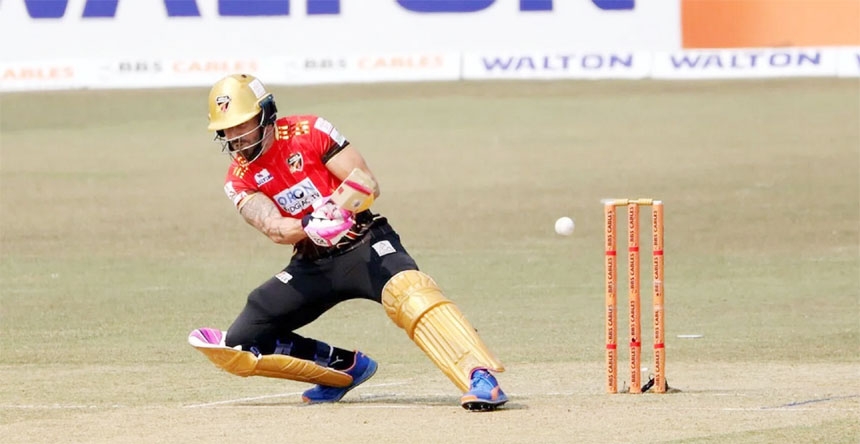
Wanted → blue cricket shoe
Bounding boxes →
[460,368,508,411]
[302,351,378,404]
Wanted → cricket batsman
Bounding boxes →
[188,74,508,411]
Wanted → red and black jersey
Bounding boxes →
[223,114,349,218]
[223,115,380,259]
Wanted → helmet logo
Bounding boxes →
[287,153,304,173]
[215,95,231,113]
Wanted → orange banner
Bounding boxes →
[682,0,860,48]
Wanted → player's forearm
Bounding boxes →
[259,216,306,245]
[239,193,306,245]
[326,147,381,200]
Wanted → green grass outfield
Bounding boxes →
[1,79,858,443]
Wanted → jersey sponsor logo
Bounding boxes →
[372,240,396,257]
[314,117,347,147]
[254,168,274,186]
[224,182,247,206]
[330,128,347,147]
[314,117,334,134]
[224,182,237,200]
[273,177,321,215]
[287,153,303,173]
[274,271,292,283]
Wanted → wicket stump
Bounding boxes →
[603,198,665,394]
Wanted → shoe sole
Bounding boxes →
[460,397,508,412]
[302,360,378,404]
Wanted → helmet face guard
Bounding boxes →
[216,112,272,164]
[207,74,278,164]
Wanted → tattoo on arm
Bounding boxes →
[240,194,280,225]
[239,194,294,243]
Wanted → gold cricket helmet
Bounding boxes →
[207,74,276,132]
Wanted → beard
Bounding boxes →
[229,125,270,164]
[238,140,263,162]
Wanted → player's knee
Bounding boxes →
[224,288,268,348]
[381,270,449,336]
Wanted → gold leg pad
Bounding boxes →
[188,330,352,387]
[382,270,504,392]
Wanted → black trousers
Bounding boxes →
[224,220,418,351]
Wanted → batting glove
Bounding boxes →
[301,201,355,247]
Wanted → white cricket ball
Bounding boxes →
[554,217,575,236]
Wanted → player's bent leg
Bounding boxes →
[381,270,505,393]
[302,351,378,404]
[188,328,352,387]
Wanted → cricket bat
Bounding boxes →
[329,168,376,213]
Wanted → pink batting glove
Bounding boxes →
[301,208,355,247]
[311,196,354,220]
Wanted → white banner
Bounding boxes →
[651,48,838,79]
[279,53,462,84]
[837,47,860,77]
[0,53,461,91]
[0,0,680,62]
[463,51,651,79]
[3,48,855,91]
[3,2,855,90]
[0,60,87,91]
